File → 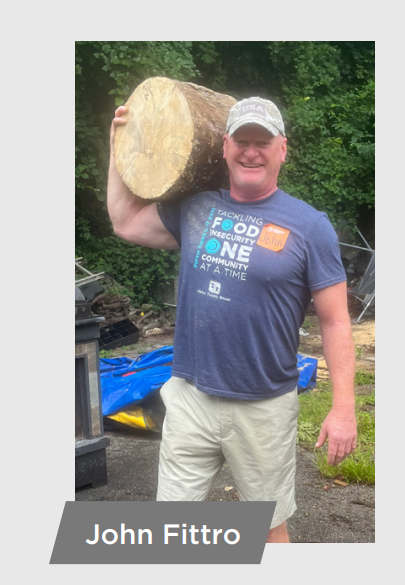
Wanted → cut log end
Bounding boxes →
[115,77,194,199]
[114,77,236,201]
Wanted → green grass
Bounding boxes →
[99,341,161,360]
[99,349,115,358]
[301,316,317,330]
[354,370,375,385]
[99,344,140,359]
[297,382,375,484]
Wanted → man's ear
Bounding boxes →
[281,137,287,163]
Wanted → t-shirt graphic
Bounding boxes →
[193,207,266,283]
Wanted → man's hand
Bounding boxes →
[110,105,128,153]
[315,406,357,466]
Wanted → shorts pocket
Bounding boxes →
[159,377,174,405]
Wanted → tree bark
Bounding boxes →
[114,77,236,201]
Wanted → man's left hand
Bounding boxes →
[315,407,357,466]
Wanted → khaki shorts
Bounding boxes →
[157,377,300,529]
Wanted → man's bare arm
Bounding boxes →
[107,106,179,250]
[312,282,357,466]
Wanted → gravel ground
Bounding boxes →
[75,428,375,543]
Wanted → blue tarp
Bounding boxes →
[297,353,318,394]
[100,346,318,416]
[100,346,173,416]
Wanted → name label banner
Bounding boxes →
[50,501,275,564]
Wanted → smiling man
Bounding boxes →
[107,96,357,544]
[223,99,287,201]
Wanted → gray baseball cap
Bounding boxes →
[225,97,285,138]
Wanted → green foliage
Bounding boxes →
[76,42,198,302]
[76,213,178,308]
[195,41,374,227]
[75,41,197,205]
[92,41,197,106]
[76,42,374,305]
[268,42,375,227]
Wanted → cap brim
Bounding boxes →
[227,118,281,137]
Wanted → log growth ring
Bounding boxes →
[114,77,194,199]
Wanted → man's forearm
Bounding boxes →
[107,154,148,236]
[312,284,357,464]
[319,319,356,409]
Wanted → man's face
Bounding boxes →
[223,124,287,200]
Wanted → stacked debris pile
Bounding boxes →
[77,273,176,348]
[92,293,134,326]
[91,295,174,337]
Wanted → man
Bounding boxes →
[107,96,357,543]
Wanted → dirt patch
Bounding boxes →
[207,446,374,543]
[299,301,375,378]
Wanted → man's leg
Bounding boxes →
[157,377,224,500]
[222,389,300,534]
[266,522,290,543]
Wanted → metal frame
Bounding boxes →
[339,229,375,323]
[353,289,375,323]
[75,257,105,286]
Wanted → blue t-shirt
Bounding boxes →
[157,188,346,400]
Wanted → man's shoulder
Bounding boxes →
[192,188,227,201]
[274,190,336,240]
[277,190,325,219]
[177,189,227,210]
[174,188,225,204]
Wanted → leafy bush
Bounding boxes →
[76,213,178,308]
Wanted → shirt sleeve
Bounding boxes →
[305,214,347,290]
[157,199,183,247]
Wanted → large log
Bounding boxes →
[114,77,236,201]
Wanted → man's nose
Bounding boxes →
[244,144,259,157]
